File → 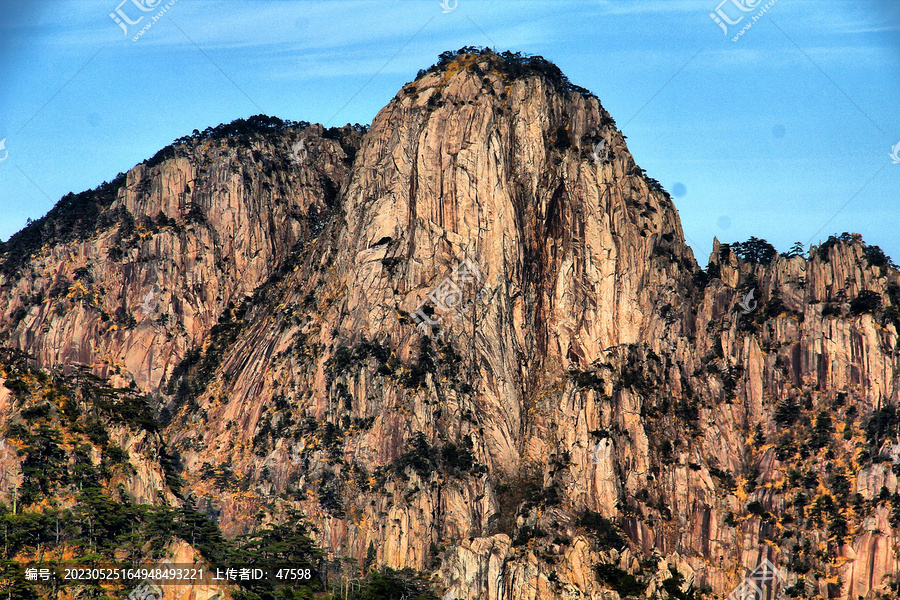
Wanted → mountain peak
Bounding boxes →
[413,47,598,100]
[2,49,900,600]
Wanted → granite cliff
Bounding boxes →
[1,49,899,600]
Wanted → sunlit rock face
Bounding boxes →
[3,51,899,599]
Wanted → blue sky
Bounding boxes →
[0,0,898,263]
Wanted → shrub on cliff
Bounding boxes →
[416,47,597,99]
[863,243,897,269]
[661,565,702,600]
[816,232,854,260]
[594,563,647,597]
[850,290,882,315]
[578,511,626,549]
[391,432,485,481]
[728,236,777,265]
[865,404,900,451]
[333,566,438,600]
[0,174,125,278]
[815,233,896,271]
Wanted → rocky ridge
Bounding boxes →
[0,118,362,391]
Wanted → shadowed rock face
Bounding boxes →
[2,51,899,599]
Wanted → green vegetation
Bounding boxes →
[816,232,855,260]
[389,432,486,481]
[783,577,807,597]
[723,237,777,265]
[660,565,703,600]
[6,423,68,506]
[107,206,185,261]
[618,345,662,397]
[781,241,805,258]
[327,337,472,394]
[0,174,125,277]
[821,303,843,318]
[0,113,367,280]
[0,499,329,600]
[492,468,562,539]
[221,512,325,600]
[329,567,439,600]
[145,115,368,170]
[511,524,546,547]
[327,340,395,380]
[1,350,441,600]
[709,466,737,492]
[747,387,900,589]
[863,244,897,269]
[864,404,900,452]
[816,232,897,271]
[568,368,606,394]
[774,397,801,426]
[199,461,250,491]
[416,47,598,100]
[165,301,250,413]
[809,411,833,450]
[317,468,346,517]
[577,511,626,549]
[849,290,882,316]
[594,563,647,597]
[0,357,188,598]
